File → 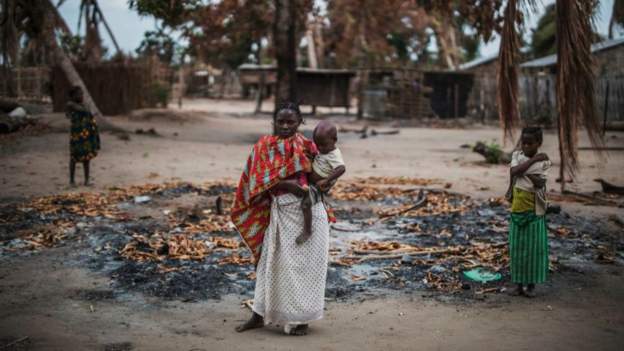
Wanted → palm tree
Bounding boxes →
[497,0,603,191]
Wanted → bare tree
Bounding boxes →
[274,0,297,107]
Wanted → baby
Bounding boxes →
[296,121,346,245]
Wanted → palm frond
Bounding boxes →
[497,0,521,142]
[556,0,603,181]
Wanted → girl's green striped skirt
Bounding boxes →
[509,212,549,284]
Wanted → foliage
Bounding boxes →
[136,29,178,64]
[146,82,170,108]
[129,0,314,70]
[531,4,602,59]
[325,0,429,67]
[127,0,202,27]
[60,33,84,58]
[530,4,556,57]
[472,140,509,164]
[186,0,274,69]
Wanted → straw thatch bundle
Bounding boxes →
[555,0,604,181]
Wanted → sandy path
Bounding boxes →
[1,246,622,351]
[1,99,623,350]
[2,99,622,204]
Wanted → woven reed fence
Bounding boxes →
[51,62,154,115]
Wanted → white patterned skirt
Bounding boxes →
[252,193,330,325]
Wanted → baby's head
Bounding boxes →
[520,126,543,157]
[313,121,338,154]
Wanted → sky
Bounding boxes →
[59,0,619,61]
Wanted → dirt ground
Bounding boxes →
[1,99,623,350]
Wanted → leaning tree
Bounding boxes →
[0,0,121,131]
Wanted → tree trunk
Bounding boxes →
[356,69,368,119]
[305,15,318,69]
[313,15,325,68]
[93,0,122,56]
[274,0,297,109]
[255,72,266,114]
[430,15,459,70]
[42,0,121,132]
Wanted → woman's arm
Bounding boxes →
[510,153,548,177]
[273,179,308,197]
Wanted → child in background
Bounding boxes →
[66,86,100,186]
[507,126,551,297]
[296,121,346,245]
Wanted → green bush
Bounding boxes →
[146,82,170,108]
[473,140,509,164]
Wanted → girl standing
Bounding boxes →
[66,86,100,186]
[508,127,551,297]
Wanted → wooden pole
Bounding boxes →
[357,69,368,119]
[93,0,122,55]
[255,71,265,114]
[454,83,459,118]
[603,81,610,136]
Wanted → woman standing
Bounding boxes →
[231,102,330,336]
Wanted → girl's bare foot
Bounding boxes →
[523,284,536,298]
[235,312,264,332]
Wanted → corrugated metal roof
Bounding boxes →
[238,64,355,74]
[238,64,275,70]
[458,54,497,70]
[521,37,624,68]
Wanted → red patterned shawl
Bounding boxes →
[231,133,317,262]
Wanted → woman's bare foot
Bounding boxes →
[509,284,523,296]
[288,324,308,336]
[235,312,264,332]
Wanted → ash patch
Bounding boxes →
[109,258,253,301]
[0,205,47,241]
[1,180,621,304]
